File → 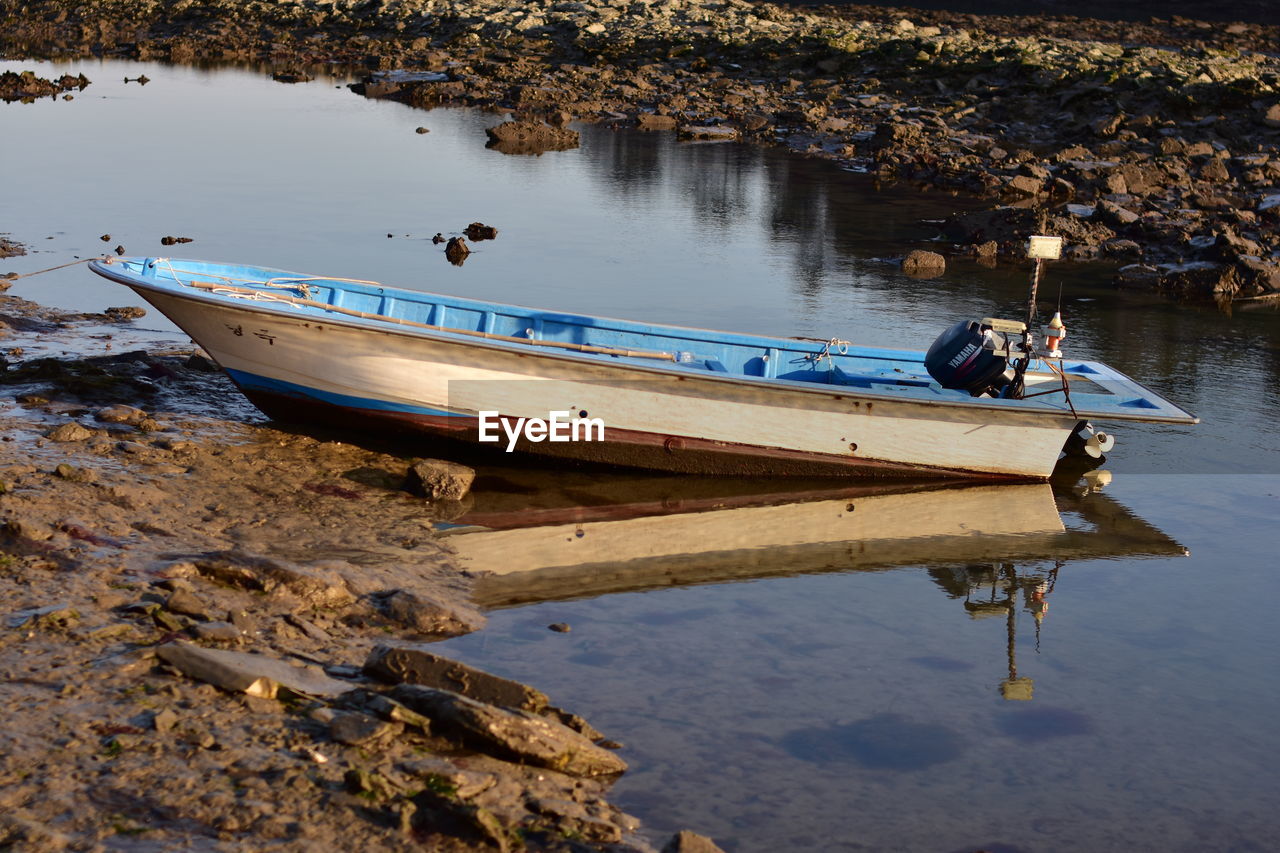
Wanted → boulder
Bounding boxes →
[1233,257,1280,294]
[463,222,498,241]
[900,250,946,277]
[365,645,547,711]
[405,458,475,500]
[444,236,470,265]
[484,120,579,155]
[1003,175,1043,197]
[1157,262,1238,298]
[390,685,627,777]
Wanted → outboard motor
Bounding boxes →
[925,320,1009,396]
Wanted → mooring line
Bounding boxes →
[3,256,105,282]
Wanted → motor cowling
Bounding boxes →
[925,320,1009,396]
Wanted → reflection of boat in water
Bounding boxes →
[442,470,1186,610]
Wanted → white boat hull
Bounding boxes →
[136,287,1076,479]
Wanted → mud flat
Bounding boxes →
[2,0,1279,301]
[0,295,722,851]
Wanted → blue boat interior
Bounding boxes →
[103,257,1197,423]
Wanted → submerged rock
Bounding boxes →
[463,222,498,241]
[663,830,729,853]
[901,249,946,277]
[444,236,470,265]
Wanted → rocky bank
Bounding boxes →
[2,0,1279,301]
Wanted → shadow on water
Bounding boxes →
[782,712,966,771]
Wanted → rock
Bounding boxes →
[53,464,95,482]
[152,708,179,733]
[1199,158,1230,182]
[663,830,728,853]
[186,551,354,607]
[1004,175,1043,197]
[330,710,398,745]
[677,125,739,141]
[7,602,71,629]
[94,404,147,425]
[1097,200,1140,227]
[1233,256,1280,294]
[444,236,470,265]
[1260,103,1280,129]
[164,588,212,620]
[1103,239,1142,257]
[44,422,93,442]
[548,622,571,633]
[900,250,946,277]
[398,757,496,799]
[484,121,578,155]
[190,620,241,642]
[390,685,627,777]
[1157,262,1238,297]
[104,306,146,321]
[157,641,354,699]
[1114,264,1160,288]
[636,112,677,131]
[463,222,498,241]
[382,590,485,637]
[365,645,546,711]
[405,458,475,500]
[1091,114,1123,137]
[1102,172,1128,195]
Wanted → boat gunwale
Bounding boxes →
[89,257,1200,426]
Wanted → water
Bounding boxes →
[5,59,1279,851]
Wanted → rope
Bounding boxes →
[797,337,851,368]
[2,256,104,282]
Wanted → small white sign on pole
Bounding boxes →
[1026,235,1063,260]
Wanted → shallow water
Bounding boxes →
[5,59,1279,851]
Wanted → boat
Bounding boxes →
[88,252,1196,480]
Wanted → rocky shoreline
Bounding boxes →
[2,0,1279,301]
